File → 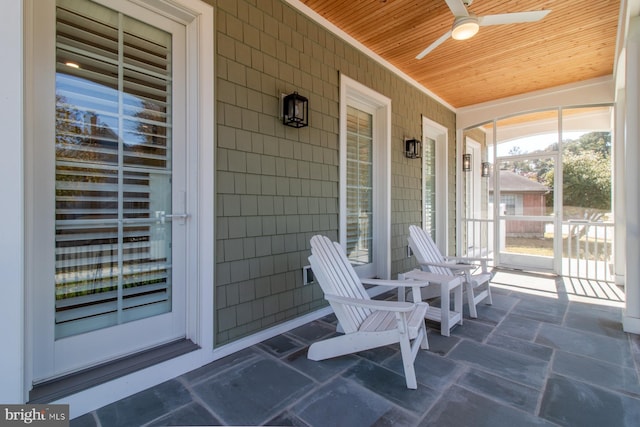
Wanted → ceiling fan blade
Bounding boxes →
[479,10,550,26]
[416,30,452,59]
[445,0,469,17]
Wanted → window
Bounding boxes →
[345,106,373,265]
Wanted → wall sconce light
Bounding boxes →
[462,153,472,172]
[282,91,309,128]
[481,161,491,177]
[405,138,421,159]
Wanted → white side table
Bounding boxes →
[398,269,464,336]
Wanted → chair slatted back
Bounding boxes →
[309,235,371,333]
[408,225,454,277]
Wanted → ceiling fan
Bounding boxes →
[415,0,551,59]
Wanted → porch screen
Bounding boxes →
[345,106,373,265]
[54,0,173,338]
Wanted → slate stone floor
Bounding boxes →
[72,272,640,426]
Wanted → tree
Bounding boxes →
[541,133,611,218]
[564,132,610,158]
[562,150,611,212]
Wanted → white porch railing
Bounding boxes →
[459,218,615,283]
[563,219,614,283]
[461,218,496,261]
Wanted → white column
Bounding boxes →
[0,0,26,402]
[614,87,626,287]
[624,16,640,334]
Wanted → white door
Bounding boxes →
[31,0,188,381]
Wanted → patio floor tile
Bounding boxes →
[181,347,260,384]
[147,402,221,426]
[536,322,634,368]
[464,304,509,326]
[423,332,461,356]
[493,313,542,341]
[486,333,553,361]
[258,334,308,358]
[457,368,541,414]
[450,319,494,342]
[94,379,192,427]
[510,296,568,325]
[286,320,337,343]
[563,303,628,339]
[448,340,549,389]
[264,411,310,426]
[284,347,359,382]
[540,374,640,427]
[342,359,440,414]
[552,350,640,397]
[291,377,417,427]
[420,385,553,427]
[384,349,462,391]
[192,357,315,426]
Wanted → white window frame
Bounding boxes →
[339,75,391,279]
[23,0,214,412]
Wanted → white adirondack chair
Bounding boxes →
[408,225,493,318]
[307,235,430,389]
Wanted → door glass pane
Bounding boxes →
[493,157,555,258]
[55,0,173,338]
[561,107,612,220]
[423,137,436,241]
[561,106,613,280]
[345,106,373,266]
[501,219,555,257]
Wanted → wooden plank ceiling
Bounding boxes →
[300,0,621,108]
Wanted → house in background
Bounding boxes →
[489,170,550,237]
[2,0,640,419]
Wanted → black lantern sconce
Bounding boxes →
[462,153,472,172]
[405,138,421,159]
[282,91,309,128]
[481,161,491,177]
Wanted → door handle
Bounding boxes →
[165,213,189,224]
[156,212,189,225]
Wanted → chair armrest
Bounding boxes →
[444,256,492,263]
[418,261,477,272]
[325,294,420,312]
[443,256,490,273]
[360,278,429,288]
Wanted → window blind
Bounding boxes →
[423,137,437,241]
[345,106,373,266]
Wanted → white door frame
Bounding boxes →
[422,117,448,253]
[339,74,391,279]
[465,137,482,254]
[23,0,214,407]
